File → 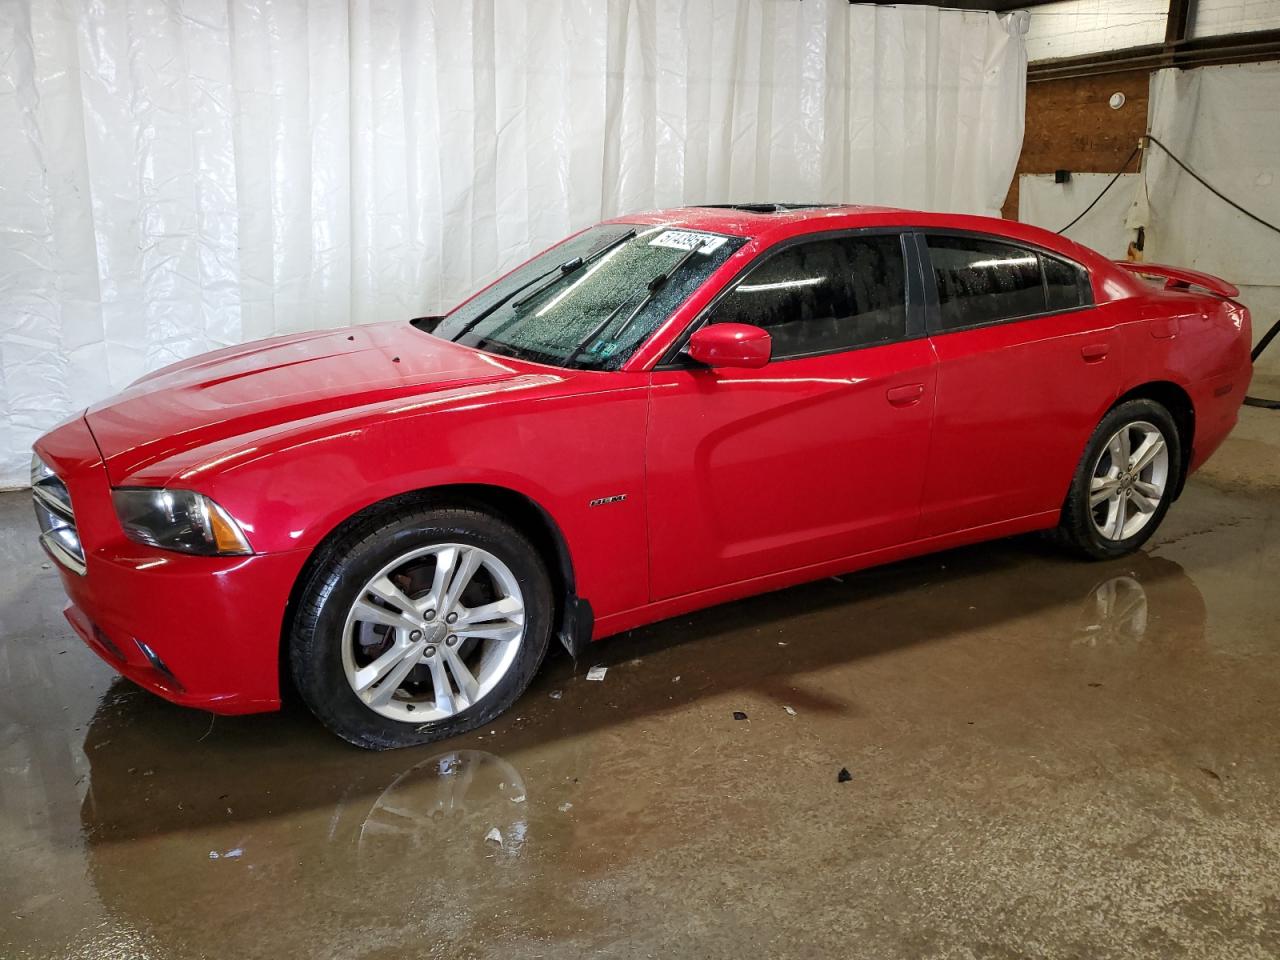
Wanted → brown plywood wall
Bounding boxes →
[1002,70,1152,220]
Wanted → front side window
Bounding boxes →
[704,234,908,360]
[427,224,744,370]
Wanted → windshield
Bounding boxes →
[425,224,744,370]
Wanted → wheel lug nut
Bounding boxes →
[423,609,436,621]
[409,629,423,641]
[446,635,457,646]
[424,645,436,657]
[446,612,458,624]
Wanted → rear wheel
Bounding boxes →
[1053,399,1182,560]
[290,506,552,750]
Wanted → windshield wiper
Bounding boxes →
[448,228,639,346]
[564,240,711,369]
[447,257,582,343]
[509,227,638,311]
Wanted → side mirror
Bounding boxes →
[686,323,772,369]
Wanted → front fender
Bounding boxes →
[118,374,653,620]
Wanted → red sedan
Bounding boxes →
[33,203,1251,748]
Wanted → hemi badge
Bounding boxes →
[589,494,627,507]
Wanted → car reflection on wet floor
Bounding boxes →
[54,546,1214,955]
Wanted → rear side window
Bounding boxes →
[1044,254,1093,311]
[706,234,907,359]
[926,236,1045,330]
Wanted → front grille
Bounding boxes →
[32,454,86,575]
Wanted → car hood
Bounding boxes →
[87,322,529,483]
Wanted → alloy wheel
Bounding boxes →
[1088,420,1170,541]
[340,543,526,722]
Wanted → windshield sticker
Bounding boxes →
[648,230,728,254]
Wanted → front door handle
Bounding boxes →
[1081,343,1109,362]
[886,383,925,406]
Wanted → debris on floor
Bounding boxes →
[783,706,797,717]
[585,665,608,681]
[733,711,748,721]
[672,675,680,683]
[484,827,503,846]
[558,802,573,813]
[549,689,563,700]
[837,767,853,783]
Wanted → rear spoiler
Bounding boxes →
[1114,261,1239,299]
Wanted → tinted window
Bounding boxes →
[1044,254,1093,311]
[927,236,1046,330]
[706,235,907,359]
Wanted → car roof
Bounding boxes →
[605,203,1123,284]
[604,203,905,238]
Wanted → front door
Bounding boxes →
[646,231,937,601]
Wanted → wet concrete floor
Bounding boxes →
[2,404,1279,959]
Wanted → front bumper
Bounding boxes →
[35,415,307,715]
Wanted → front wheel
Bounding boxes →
[1053,399,1182,560]
[290,506,553,750]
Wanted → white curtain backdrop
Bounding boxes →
[0,0,1028,488]
[1129,63,1280,374]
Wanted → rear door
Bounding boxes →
[646,231,937,600]
[916,232,1123,537]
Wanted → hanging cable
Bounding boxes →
[1139,135,1280,408]
[1055,134,1280,237]
[1050,132,1280,408]
[1144,134,1280,237]
[1245,318,1280,409]
[1055,142,1143,235]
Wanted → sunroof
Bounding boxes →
[692,202,841,214]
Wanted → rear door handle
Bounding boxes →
[886,383,925,406]
[1081,343,1109,362]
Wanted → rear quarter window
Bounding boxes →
[924,235,1094,331]
[1043,254,1094,311]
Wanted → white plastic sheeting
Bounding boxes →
[1132,63,1280,372]
[1191,0,1280,38]
[1019,173,1142,259]
[0,0,1028,487]
[1023,0,1166,63]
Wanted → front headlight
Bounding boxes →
[30,452,73,514]
[31,451,53,485]
[112,488,253,556]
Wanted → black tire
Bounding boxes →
[289,505,553,750]
[1052,398,1183,560]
